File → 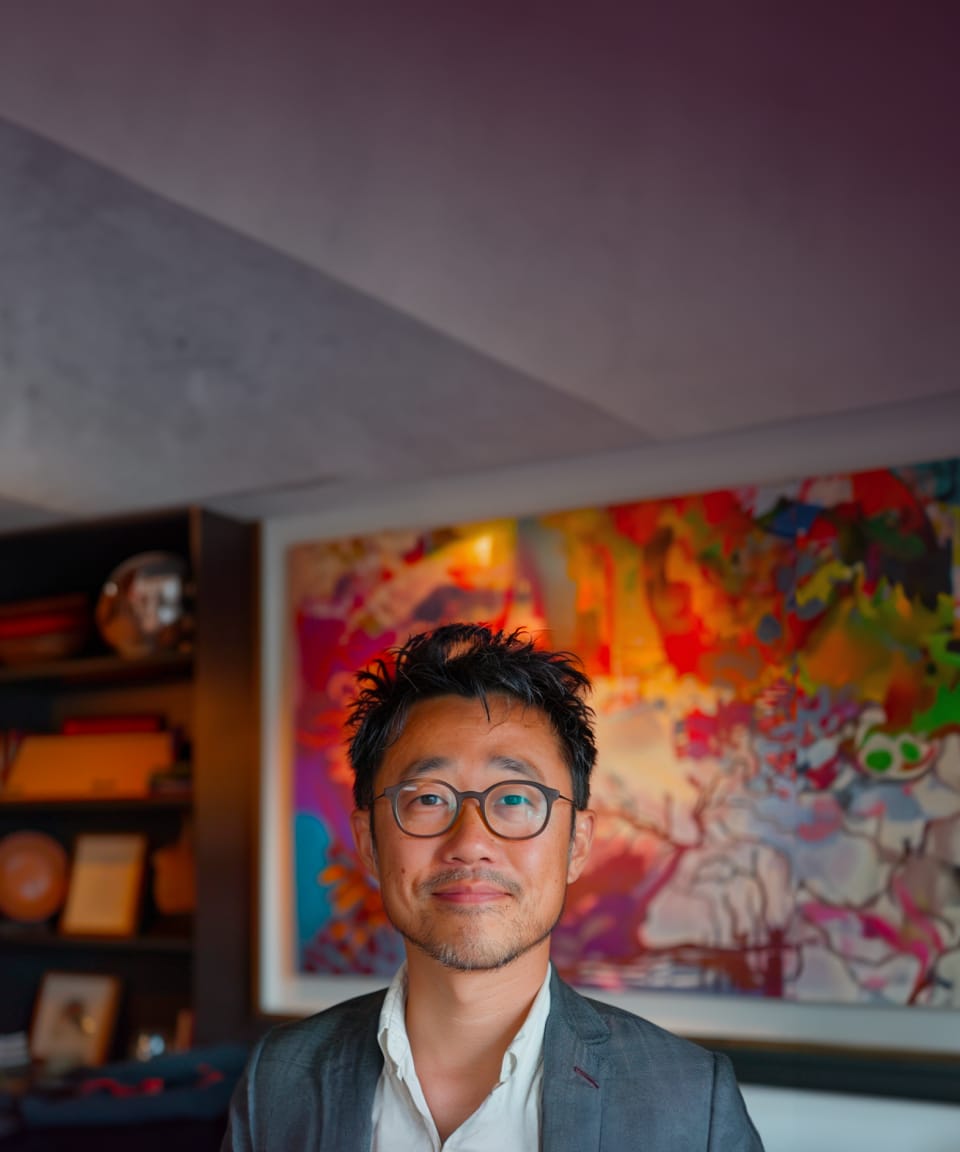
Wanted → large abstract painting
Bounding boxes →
[283,458,960,1021]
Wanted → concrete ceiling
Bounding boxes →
[0,0,957,530]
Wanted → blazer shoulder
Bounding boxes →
[589,995,715,1067]
[547,978,764,1149]
[552,976,715,1072]
[256,987,387,1071]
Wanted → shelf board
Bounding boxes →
[0,649,193,688]
[0,793,193,813]
[0,924,194,954]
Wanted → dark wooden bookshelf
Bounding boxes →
[0,794,193,813]
[0,924,194,954]
[0,508,259,1051]
[0,650,194,688]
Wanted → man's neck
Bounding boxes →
[405,944,550,1059]
[401,944,550,1139]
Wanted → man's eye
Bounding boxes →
[415,792,446,807]
[497,792,533,807]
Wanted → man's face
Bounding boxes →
[351,694,595,972]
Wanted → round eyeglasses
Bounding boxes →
[374,778,574,840]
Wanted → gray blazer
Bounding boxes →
[222,970,764,1150]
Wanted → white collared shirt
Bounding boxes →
[370,963,552,1152]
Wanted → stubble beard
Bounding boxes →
[384,868,567,972]
[402,909,561,972]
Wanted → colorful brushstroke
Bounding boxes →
[288,459,960,1008]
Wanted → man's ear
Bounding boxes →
[351,807,379,876]
[566,808,595,885]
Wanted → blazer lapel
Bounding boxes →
[540,973,609,1152]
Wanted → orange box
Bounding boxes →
[1,732,175,799]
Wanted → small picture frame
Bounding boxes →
[30,971,121,1067]
[60,833,147,937]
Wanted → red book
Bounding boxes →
[0,612,85,638]
[61,715,166,736]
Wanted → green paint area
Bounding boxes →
[863,518,927,561]
[864,749,893,773]
[900,741,922,763]
[914,683,960,735]
[858,582,947,644]
[927,631,960,671]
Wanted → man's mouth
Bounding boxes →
[432,884,510,903]
[422,870,520,902]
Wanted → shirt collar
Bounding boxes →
[378,963,412,1079]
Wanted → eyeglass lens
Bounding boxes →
[391,780,551,838]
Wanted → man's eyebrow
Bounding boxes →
[489,755,543,781]
[404,756,451,778]
[401,755,543,781]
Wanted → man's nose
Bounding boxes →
[442,796,496,859]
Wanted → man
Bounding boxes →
[223,623,764,1150]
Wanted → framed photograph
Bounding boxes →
[259,441,960,1094]
[30,971,121,1067]
[60,833,147,937]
